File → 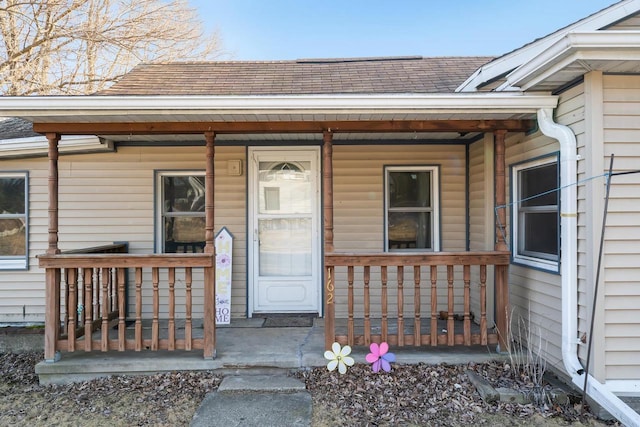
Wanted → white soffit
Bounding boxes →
[456,0,640,92]
[501,31,640,91]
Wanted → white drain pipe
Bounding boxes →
[537,108,640,427]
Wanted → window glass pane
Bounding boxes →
[258,161,311,214]
[259,218,311,276]
[0,177,25,213]
[164,216,205,253]
[520,164,557,207]
[388,212,431,250]
[0,218,26,256]
[389,172,431,208]
[522,212,558,256]
[163,176,205,213]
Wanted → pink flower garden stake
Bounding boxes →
[366,342,396,373]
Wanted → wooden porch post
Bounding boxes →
[45,133,61,361]
[323,130,335,350]
[203,131,216,359]
[494,130,510,351]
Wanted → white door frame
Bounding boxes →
[247,146,321,316]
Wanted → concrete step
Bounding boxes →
[191,374,311,427]
[218,374,306,393]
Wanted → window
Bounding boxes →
[0,172,28,269]
[156,172,206,253]
[511,156,559,271]
[385,166,440,252]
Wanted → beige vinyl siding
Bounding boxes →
[333,144,466,252]
[604,12,640,30]
[1,160,49,323]
[0,145,247,323]
[331,144,470,319]
[600,74,640,380]
[506,93,569,369]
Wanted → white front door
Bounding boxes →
[248,147,321,314]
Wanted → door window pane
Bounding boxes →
[259,161,311,214]
[259,218,311,276]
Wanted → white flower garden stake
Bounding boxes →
[324,342,355,374]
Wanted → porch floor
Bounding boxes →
[36,318,505,385]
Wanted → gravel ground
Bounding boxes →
[1,352,618,426]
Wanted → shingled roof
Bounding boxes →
[99,56,493,96]
[0,117,39,140]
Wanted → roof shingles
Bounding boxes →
[99,56,493,96]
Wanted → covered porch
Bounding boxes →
[34,114,527,365]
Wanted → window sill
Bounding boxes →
[0,260,28,271]
[511,255,559,274]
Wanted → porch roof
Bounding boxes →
[0,93,557,144]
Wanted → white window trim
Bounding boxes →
[511,156,559,272]
[0,171,28,270]
[155,170,205,254]
[384,165,440,252]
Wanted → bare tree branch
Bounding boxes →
[0,0,226,95]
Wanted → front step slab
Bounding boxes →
[218,374,306,393]
[190,391,311,427]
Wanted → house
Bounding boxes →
[1,0,640,424]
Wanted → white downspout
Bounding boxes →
[537,108,640,427]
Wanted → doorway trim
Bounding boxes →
[247,146,322,316]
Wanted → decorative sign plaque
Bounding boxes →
[215,227,233,324]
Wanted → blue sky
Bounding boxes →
[190,0,617,60]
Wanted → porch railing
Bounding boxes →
[324,251,510,350]
[39,246,215,361]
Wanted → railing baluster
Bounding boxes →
[413,266,421,346]
[135,268,143,351]
[101,267,109,352]
[168,267,176,351]
[381,265,388,343]
[463,265,471,346]
[185,267,193,351]
[364,266,371,345]
[447,265,454,346]
[63,269,70,336]
[430,265,437,346]
[110,267,116,317]
[397,266,404,346]
[84,268,93,352]
[151,267,159,351]
[480,265,488,346]
[117,268,126,351]
[347,266,354,346]
[67,268,77,352]
[94,269,100,326]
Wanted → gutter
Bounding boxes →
[0,94,559,118]
[537,108,640,426]
[0,135,114,158]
